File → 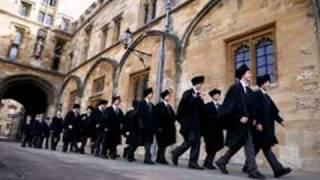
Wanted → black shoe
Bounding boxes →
[102,154,109,159]
[274,168,292,178]
[203,162,216,170]
[188,162,204,170]
[127,158,136,162]
[248,171,266,179]
[171,152,179,166]
[157,159,169,165]
[242,166,249,173]
[215,161,228,174]
[144,160,155,165]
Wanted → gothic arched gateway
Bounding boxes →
[0,74,58,116]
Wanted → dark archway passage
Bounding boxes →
[2,83,48,116]
[0,75,58,118]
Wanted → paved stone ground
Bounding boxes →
[0,142,319,180]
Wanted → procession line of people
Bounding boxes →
[21,64,292,179]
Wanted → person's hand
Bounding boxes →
[240,117,248,124]
[68,125,73,129]
[256,124,263,131]
[96,124,100,128]
[104,128,108,132]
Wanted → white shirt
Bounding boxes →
[212,100,220,109]
[162,100,168,106]
[260,88,267,94]
[144,98,150,103]
[240,79,249,93]
[113,105,119,112]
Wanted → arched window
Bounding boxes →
[234,45,250,69]
[256,39,275,82]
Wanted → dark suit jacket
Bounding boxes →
[136,99,155,144]
[103,106,125,146]
[50,116,63,136]
[253,89,283,148]
[155,101,176,146]
[177,88,205,139]
[218,81,257,150]
[203,101,224,152]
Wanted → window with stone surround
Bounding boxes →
[67,90,78,111]
[226,24,276,84]
[45,14,54,26]
[19,1,32,17]
[92,76,105,94]
[129,69,150,103]
[100,24,109,51]
[8,28,24,61]
[84,25,93,61]
[38,11,45,23]
[112,16,122,43]
[142,0,157,25]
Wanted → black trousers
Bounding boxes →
[21,133,32,148]
[204,151,217,166]
[157,146,168,162]
[172,132,201,164]
[217,130,258,173]
[32,135,42,148]
[79,135,88,154]
[95,131,104,156]
[244,146,285,174]
[127,142,152,161]
[62,131,78,153]
[51,134,60,150]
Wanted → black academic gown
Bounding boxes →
[218,81,257,150]
[124,109,143,146]
[203,101,224,152]
[177,88,205,140]
[253,90,284,149]
[136,100,156,144]
[155,101,176,147]
[50,116,63,137]
[63,111,80,142]
[104,106,124,147]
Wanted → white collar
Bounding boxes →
[112,104,118,110]
[162,100,168,106]
[192,87,198,94]
[240,79,249,88]
[260,88,267,94]
[144,98,150,103]
[212,99,219,105]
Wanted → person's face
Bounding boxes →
[57,111,61,117]
[212,94,221,101]
[243,70,252,82]
[194,83,203,91]
[114,99,121,106]
[164,94,171,102]
[74,108,80,113]
[261,81,271,90]
[147,93,154,99]
[87,108,92,114]
[98,104,105,110]
[26,115,31,121]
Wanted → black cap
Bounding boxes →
[143,88,153,97]
[257,74,271,87]
[160,89,170,99]
[112,96,121,103]
[191,75,205,86]
[236,64,250,79]
[73,104,80,109]
[132,100,139,108]
[97,99,108,106]
[209,89,221,97]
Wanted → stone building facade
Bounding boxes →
[1,0,320,171]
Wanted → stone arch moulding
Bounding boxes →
[59,75,82,99]
[180,0,221,60]
[81,57,119,97]
[0,74,58,114]
[114,30,182,95]
[0,74,58,100]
